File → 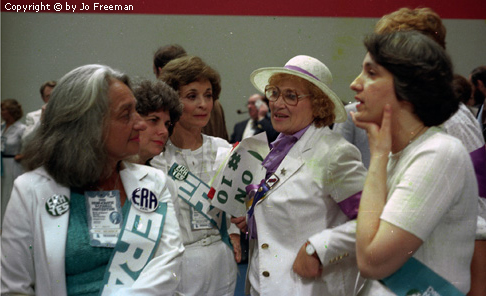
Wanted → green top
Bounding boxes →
[65,189,128,296]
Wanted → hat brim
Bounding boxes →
[250,67,346,123]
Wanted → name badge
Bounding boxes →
[190,207,213,230]
[85,190,123,248]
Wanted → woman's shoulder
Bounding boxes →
[12,120,26,130]
[419,127,467,154]
[203,134,232,149]
[307,125,361,151]
[15,166,53,184]
[123,161,168,180]
[405,127,471,167]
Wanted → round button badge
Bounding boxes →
[45,195,70,216]
[131,187,159,212]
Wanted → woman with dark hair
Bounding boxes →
[1,64,184,295]
[1,98,25,228]
[352,31,477,294]
[151,55,241,296]
[133,79,183,165]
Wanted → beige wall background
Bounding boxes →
[2,13,486,134]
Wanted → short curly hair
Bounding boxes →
[375,7,446,49]
[1,99,23,121]
[159,55,221,101]
[365,31,457,127]
[133,80,183,136]
[268,73,335,128]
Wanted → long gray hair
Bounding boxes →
[22,64,130,188]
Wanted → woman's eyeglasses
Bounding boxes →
[264,85,311,106]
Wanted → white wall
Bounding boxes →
[2,12,486,134]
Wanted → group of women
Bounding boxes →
[1,16,482,296]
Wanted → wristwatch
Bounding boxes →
[305,241,320,262]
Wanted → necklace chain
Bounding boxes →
[408,125,427,144]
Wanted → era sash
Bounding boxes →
[99,200,167,295]
[380,257,465,296]
[168,163,232,249]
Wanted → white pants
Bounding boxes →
[178,239,237,296]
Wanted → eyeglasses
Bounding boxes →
[264,85,311,106]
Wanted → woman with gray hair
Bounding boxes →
[133,79,183,165]
[1,64,184,295]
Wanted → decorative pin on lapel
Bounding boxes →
[280,168,287,176]
[265,174,280,189]
[45,195,70,216]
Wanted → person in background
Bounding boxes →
[1,99,25,228]
[332,102,370,168]
[236,55,367,295]
[1,64,184,295]
[153,44,187,79]
[22,80,56,142]
[470,66,486,141]
[352,31,477,295]
[153,44,229,140]
[151,55,241,296]
[230,93,279,144]
[452,74,477,115]
[132,79,183,165]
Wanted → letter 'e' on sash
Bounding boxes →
[99,188,167,295]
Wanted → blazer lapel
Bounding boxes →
[262,125,317,196]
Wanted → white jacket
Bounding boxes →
[1,162,184,296]
[249,125,367,295]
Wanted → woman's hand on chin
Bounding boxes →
[352,104,392,158]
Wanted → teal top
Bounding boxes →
[65,189,128,296]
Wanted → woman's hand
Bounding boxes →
[352,104,392,158]
[229,233,241,263]
[292,243,322,278]
[231,216,247,233]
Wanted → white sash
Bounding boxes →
[99,201,167,295]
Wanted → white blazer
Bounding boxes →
[1,162,184,296]
[249,125,367,296]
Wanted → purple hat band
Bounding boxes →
[284,65,320,81]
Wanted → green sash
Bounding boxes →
[168,163,232,249]
[99,201,167,295]
[380,257,465,296]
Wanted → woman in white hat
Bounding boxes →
[241,55,367,295]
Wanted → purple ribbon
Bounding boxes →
[471,146,486,198]
[284,65,320,81]
[246,180,268,240]
[337,191,362,220]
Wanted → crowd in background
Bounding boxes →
[1,6,486,296]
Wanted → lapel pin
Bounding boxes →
[45,195,70,216]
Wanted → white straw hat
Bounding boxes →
[250,55,346,123]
